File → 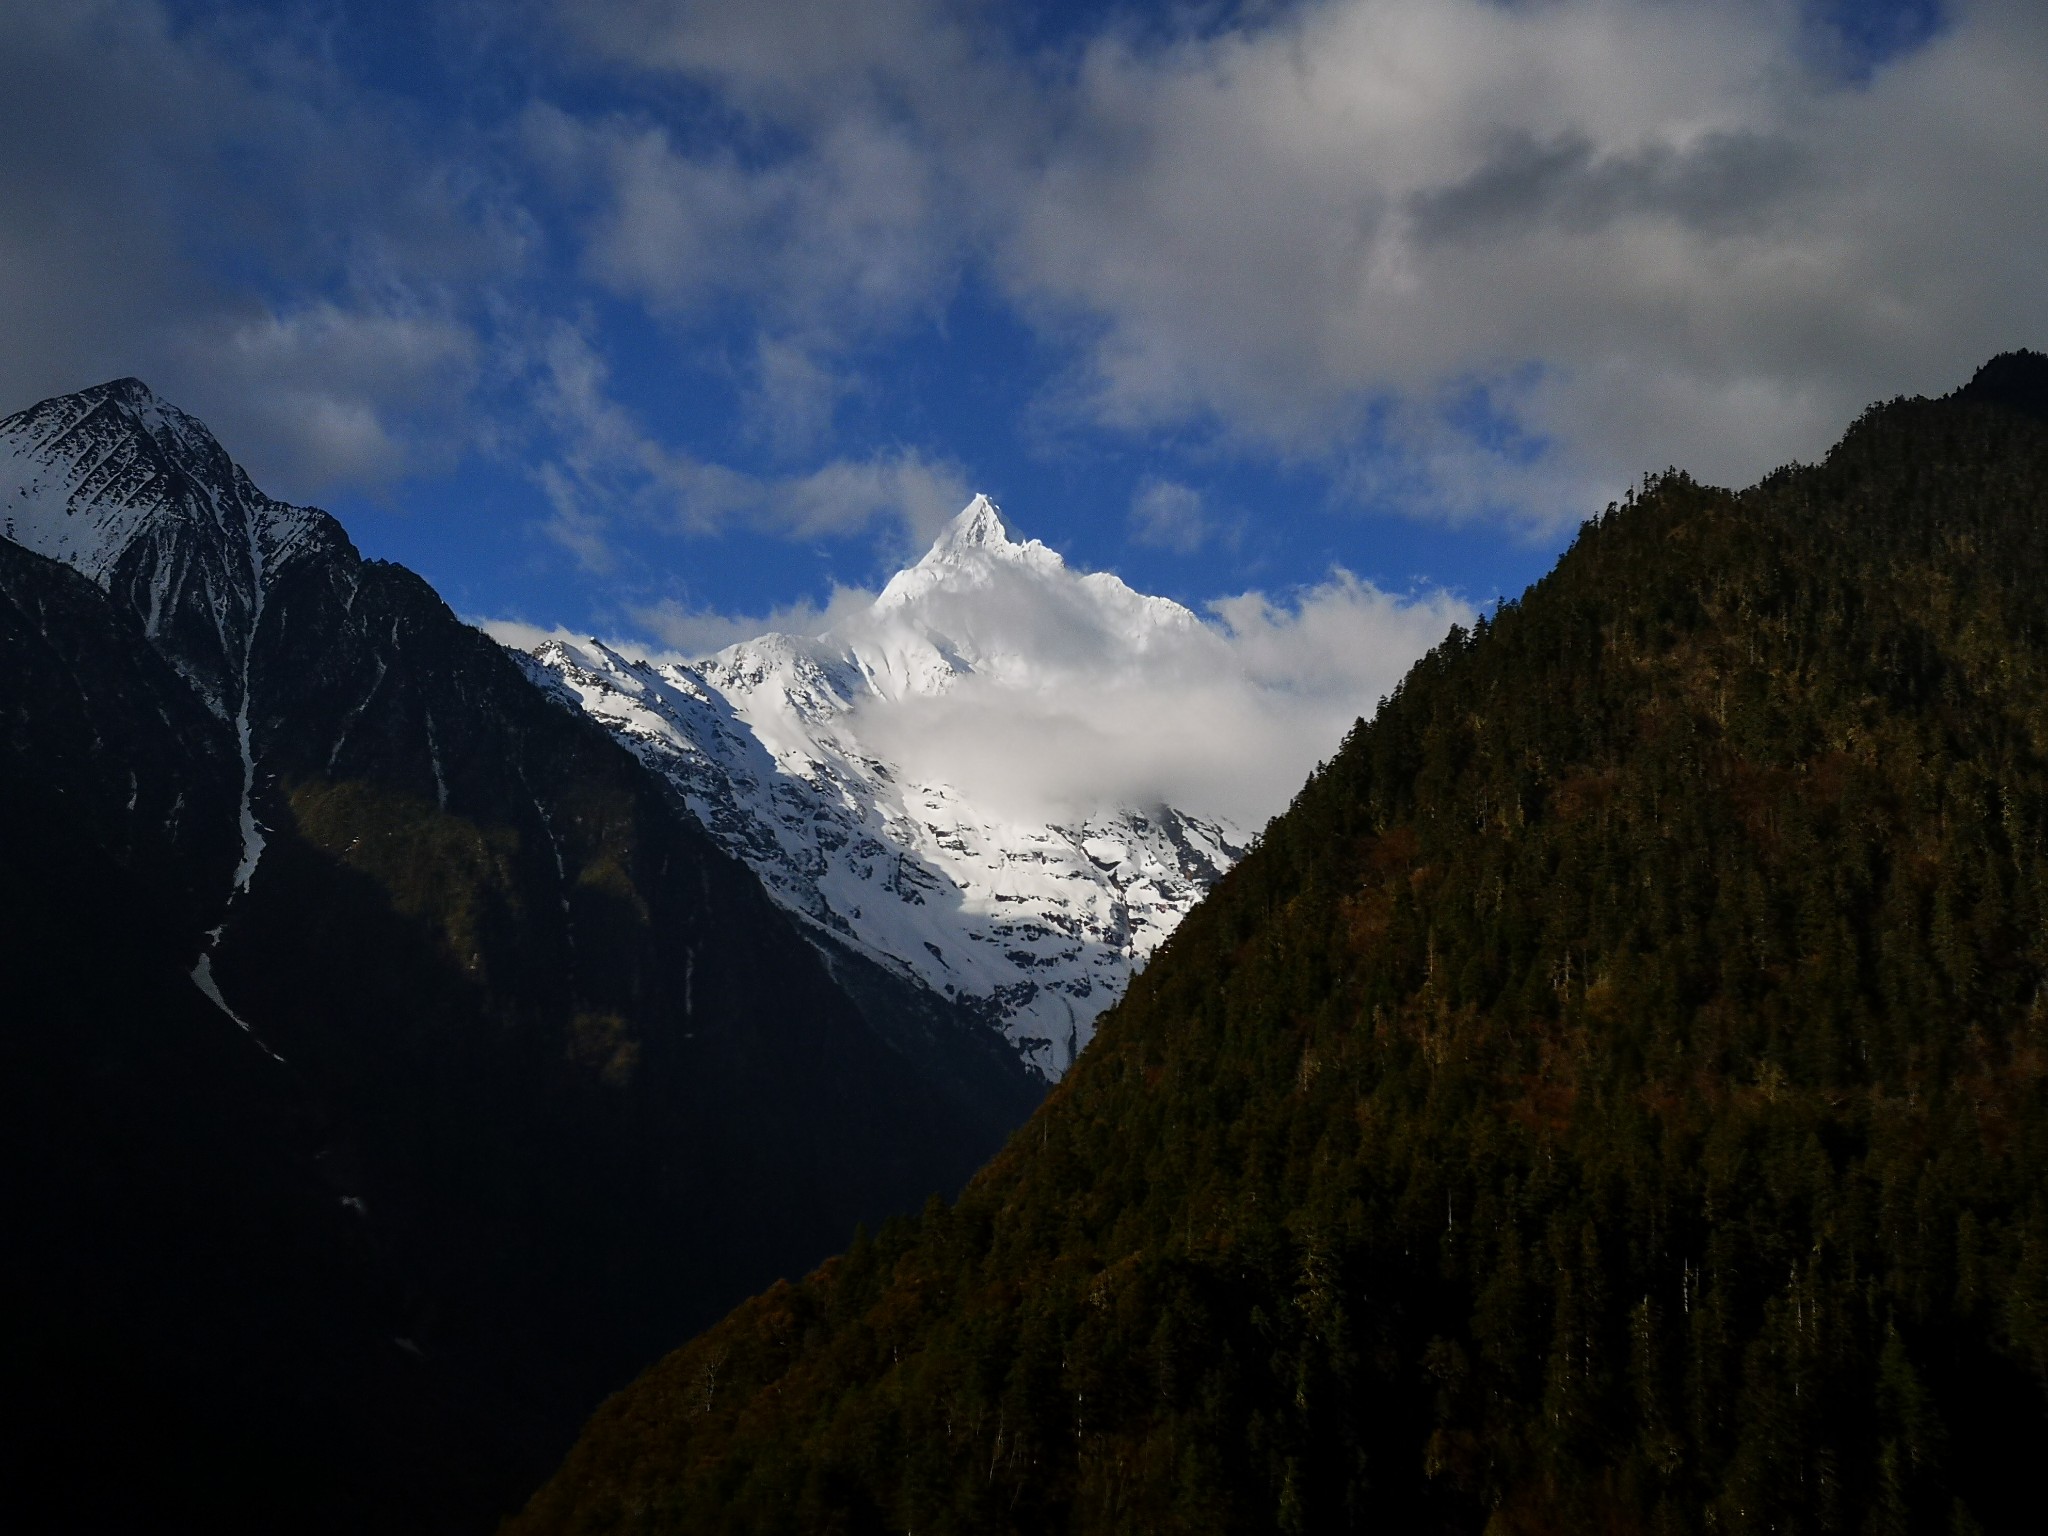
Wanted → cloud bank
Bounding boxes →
[848,569,1472,828]
[551,0,2048,525]
[5,1,2043,573]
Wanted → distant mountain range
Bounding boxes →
[519,497,1243,1079]
[0,379,1040,1533]
[510,355,2048,1535]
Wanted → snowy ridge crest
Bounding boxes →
[1,378,352,907]
[0,378,333,595]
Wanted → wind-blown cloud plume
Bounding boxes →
[846,569,1472,828]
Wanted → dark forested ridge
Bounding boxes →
[510,355,2048,1535]
[0,381,1040,1535]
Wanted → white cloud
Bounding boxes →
[521,95,962,453]
[775,452,974,547]
[995,0,2048,518]
[13,0,2041,555]
[843,555,1474,828]
[558,0,971,113]
[630,583,879,655]
[743,337,854,457]
[526,104,913,325]
[171,301,481,490]
[479,585,879,669]
[549,0,2048,529]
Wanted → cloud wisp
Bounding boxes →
[528,322,971,569]
[1128,478,1220,554]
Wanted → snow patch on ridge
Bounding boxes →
[191,953,285,1063]
[229,477,268,891]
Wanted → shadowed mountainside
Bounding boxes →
[0,381,1041,1534]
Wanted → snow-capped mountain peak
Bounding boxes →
[0,378,334,600]
[520,498,1248,1078]
[106,377,225,470]
[926,492,1015,556]
[839,495,1205,705]
[870,494,1068,626]
[3,378,357,897]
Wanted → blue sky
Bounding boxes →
[3,0,2040,661]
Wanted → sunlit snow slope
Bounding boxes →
[520,500,1245,1078]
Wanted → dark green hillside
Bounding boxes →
[511,355,2048,1536]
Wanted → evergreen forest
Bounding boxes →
[509,356,2048,1534]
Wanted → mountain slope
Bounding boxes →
[510,355,2048,1535]
[522,499,1243,1078]
[0,532,488,1528]
[0,381,1037,1533]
